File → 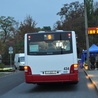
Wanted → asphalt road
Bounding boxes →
[0,69,98,98]
[0,71,25,96]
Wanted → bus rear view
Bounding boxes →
[24,31,79,84]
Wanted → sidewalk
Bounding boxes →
[84,69,98,91]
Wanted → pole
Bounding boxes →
[10,54,12,67]
[9,46,13,67]
[84,0,90,70]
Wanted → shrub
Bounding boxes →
[0,63,5,70]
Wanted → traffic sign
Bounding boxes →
[9,46,13,54]
[9,51,13,54]
[9,46,13,51]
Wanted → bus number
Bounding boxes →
[64,67,69,70]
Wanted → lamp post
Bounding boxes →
[84,0,90,70]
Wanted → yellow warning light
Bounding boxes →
[44,34,54,40]
[93,30,95,34]
[88,27,98,34]
[89,30,93,34]
[97,30,98,34]
[48,34,52,40]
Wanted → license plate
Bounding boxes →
[43,70,59,75]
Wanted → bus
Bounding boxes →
[24,31,79,84]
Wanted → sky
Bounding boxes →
[0,0,97,28]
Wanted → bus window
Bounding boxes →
[28,40,72,55]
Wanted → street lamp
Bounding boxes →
[84,0,90,70]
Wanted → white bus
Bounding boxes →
[24,31,79,84]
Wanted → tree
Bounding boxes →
[57,1,84,22]
[43,26,51,31]
[85,0,94,27]
[14,15,38,53]
[0,16,19,65]
[19,15,38,40]
[19,15,37,36]
[56,1,85,54]
[55,1,98,55]
[53,21,63,30]
[92,2,98,26]
[0,16,18,43]
[86,1,98,46]
[86,0,98,27]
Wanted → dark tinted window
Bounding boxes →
[27,32,73,55]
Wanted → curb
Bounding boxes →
[83,69,98,92]
[0,70,19,78]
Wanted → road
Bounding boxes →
[0,71,24,96]
[0,69,98,98]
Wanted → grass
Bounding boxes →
[0,67,15,72]
[0,67,15,77]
